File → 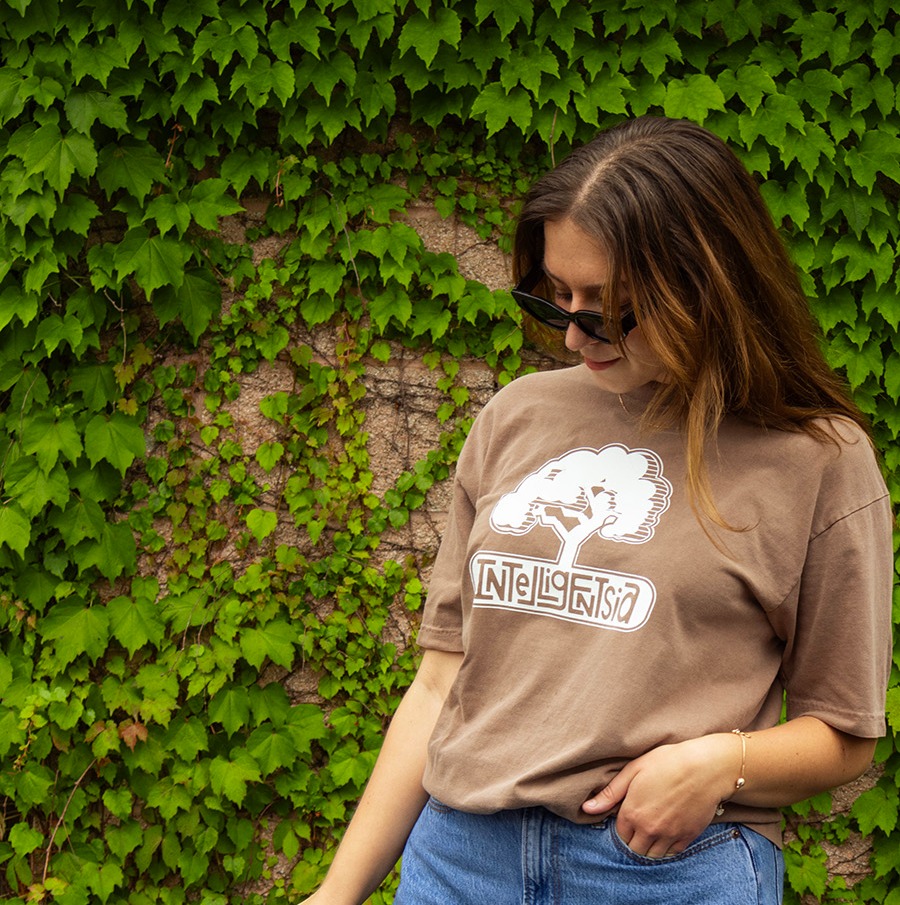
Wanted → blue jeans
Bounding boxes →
[395,798,784,905]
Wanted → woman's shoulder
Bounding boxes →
[786,416,887,526]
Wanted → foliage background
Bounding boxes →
[0,0,898,903]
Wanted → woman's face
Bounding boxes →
[542,218,668,394]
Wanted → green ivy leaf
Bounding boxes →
[22,123,98,195]
[8,190,57,230]
[53,192,100,236]
[4,457,69,517]
[246,508,278,543]
[135,663,179,727]
[471,84,533,136]
[851,783,899,835]
[9,823,44,856]
[844,128,900,192]
[209,753,261,805]
[663,75,726,122]
[21,411,82,471]
[786,10,836,61]
[0,503,30,557]
[11,764,54,807]
[70,35,130,86]
[247,725,297,775]
[812,286,857,333]
[784,845,828,899]
[328,747,378,788]
[398,7,461,67]
[301,293,338,326]
[731,64,777,114]
[82,860,124,905]
[78,521,138,582]
[164,718,209,760]
[759,180,809,229]
[96,139,166,202]
[85,413,146,475]
[102,788,134,821]
[370,287,412,331]
[499,41,559,94]
[256,441,285,472]
[240,620,295,669]
[862,283,900,330]
[870,26,897,73]
[108,595,165,656]
[307,260,344,298]
[573,71,631,121]
[624,29,682,80]
[826,335,884,387]
[153,268,222,343]
[145,777,193,819]
[48,495,106,546]
[885,684,900,732]
[69,362,118,411]
[188,178,244,230]
[114,228,190,294]
[40,599,110,665]
[106,820,143,861]
[358,74,397,124]
[737,94,804,150]
[256,324,290,362]
[269,10,331,59]
[171,75,220,123]
[36,313,85,355]
[0,285,39,330]
[409,297,453,342]
[65,90,129,133]
[145,194,193,237]
[209,687,251,736]
[284,703,328,753]
[476,0,533,39]
[831,235,895,288]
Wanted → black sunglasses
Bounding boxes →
[511,266,637,344]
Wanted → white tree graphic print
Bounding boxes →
[490,445,672,570]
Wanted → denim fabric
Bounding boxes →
[394,798,784,905]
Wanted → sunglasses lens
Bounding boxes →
[513,294,569,330]
[512,287,629,345]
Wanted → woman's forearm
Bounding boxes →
[717,715,876,808]
[307,649,463,905]
[581,715,876,858]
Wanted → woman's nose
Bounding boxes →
[565,319,592,352]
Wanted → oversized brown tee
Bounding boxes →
[418,365,893,846]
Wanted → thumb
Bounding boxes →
[582,770,631,815]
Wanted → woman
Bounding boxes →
[302,117,893,904]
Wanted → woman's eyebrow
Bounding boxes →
[541,264,606,293]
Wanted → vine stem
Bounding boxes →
[42,759,97,884]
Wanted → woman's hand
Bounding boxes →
[581,734,740,858]
[581,717,877,859]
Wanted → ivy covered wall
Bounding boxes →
[0,1,898,903]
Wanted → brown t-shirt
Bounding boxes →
[418,365,893,846]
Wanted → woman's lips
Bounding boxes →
[584,357,619,371]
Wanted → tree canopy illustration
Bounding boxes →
[490,445,672,569]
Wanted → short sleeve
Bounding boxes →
[416,398,500,652]
[416,469,474,652]
[777,493,894,738]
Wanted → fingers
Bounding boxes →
[615,820,689,858]
[582,764,634,814]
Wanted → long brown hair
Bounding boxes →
[514,116,869,528]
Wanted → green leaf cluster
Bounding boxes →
[0,0,898,903]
